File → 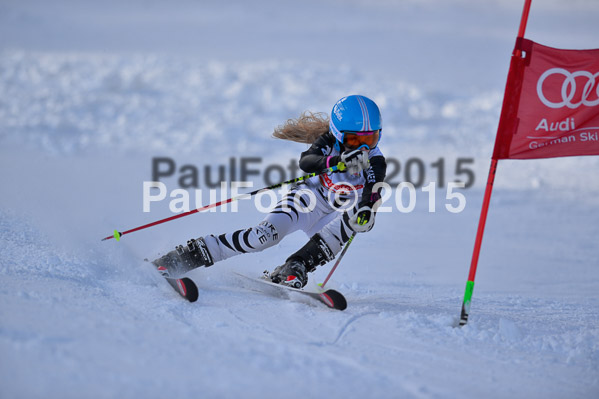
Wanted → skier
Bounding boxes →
[154,95,387,288]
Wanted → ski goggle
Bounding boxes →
[342,130,380,150]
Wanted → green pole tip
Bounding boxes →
[463,280,475,303]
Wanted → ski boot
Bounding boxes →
[270,234,335,288]
[153,237,214,278]
[270,259,309,289]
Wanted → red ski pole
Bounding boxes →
[321,232,356,288]
[101,165,339,242]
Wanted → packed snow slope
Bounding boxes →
[1,1,598,398]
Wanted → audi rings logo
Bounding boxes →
[537,68,599,109]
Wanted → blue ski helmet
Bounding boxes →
[329,95,382,150]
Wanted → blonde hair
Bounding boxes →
[272,111,329,144]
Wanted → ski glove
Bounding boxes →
[348,192,381,233]
[338,149,369,175]
[348,205,375,233]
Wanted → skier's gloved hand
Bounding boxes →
[349,206,375,233]
[348,192,381,233]
[338,149,369,175]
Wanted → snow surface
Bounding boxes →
[1,1,599,398]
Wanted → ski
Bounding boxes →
[146,258,199,302]
[235,272,347,311]
[160,274,199,303]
